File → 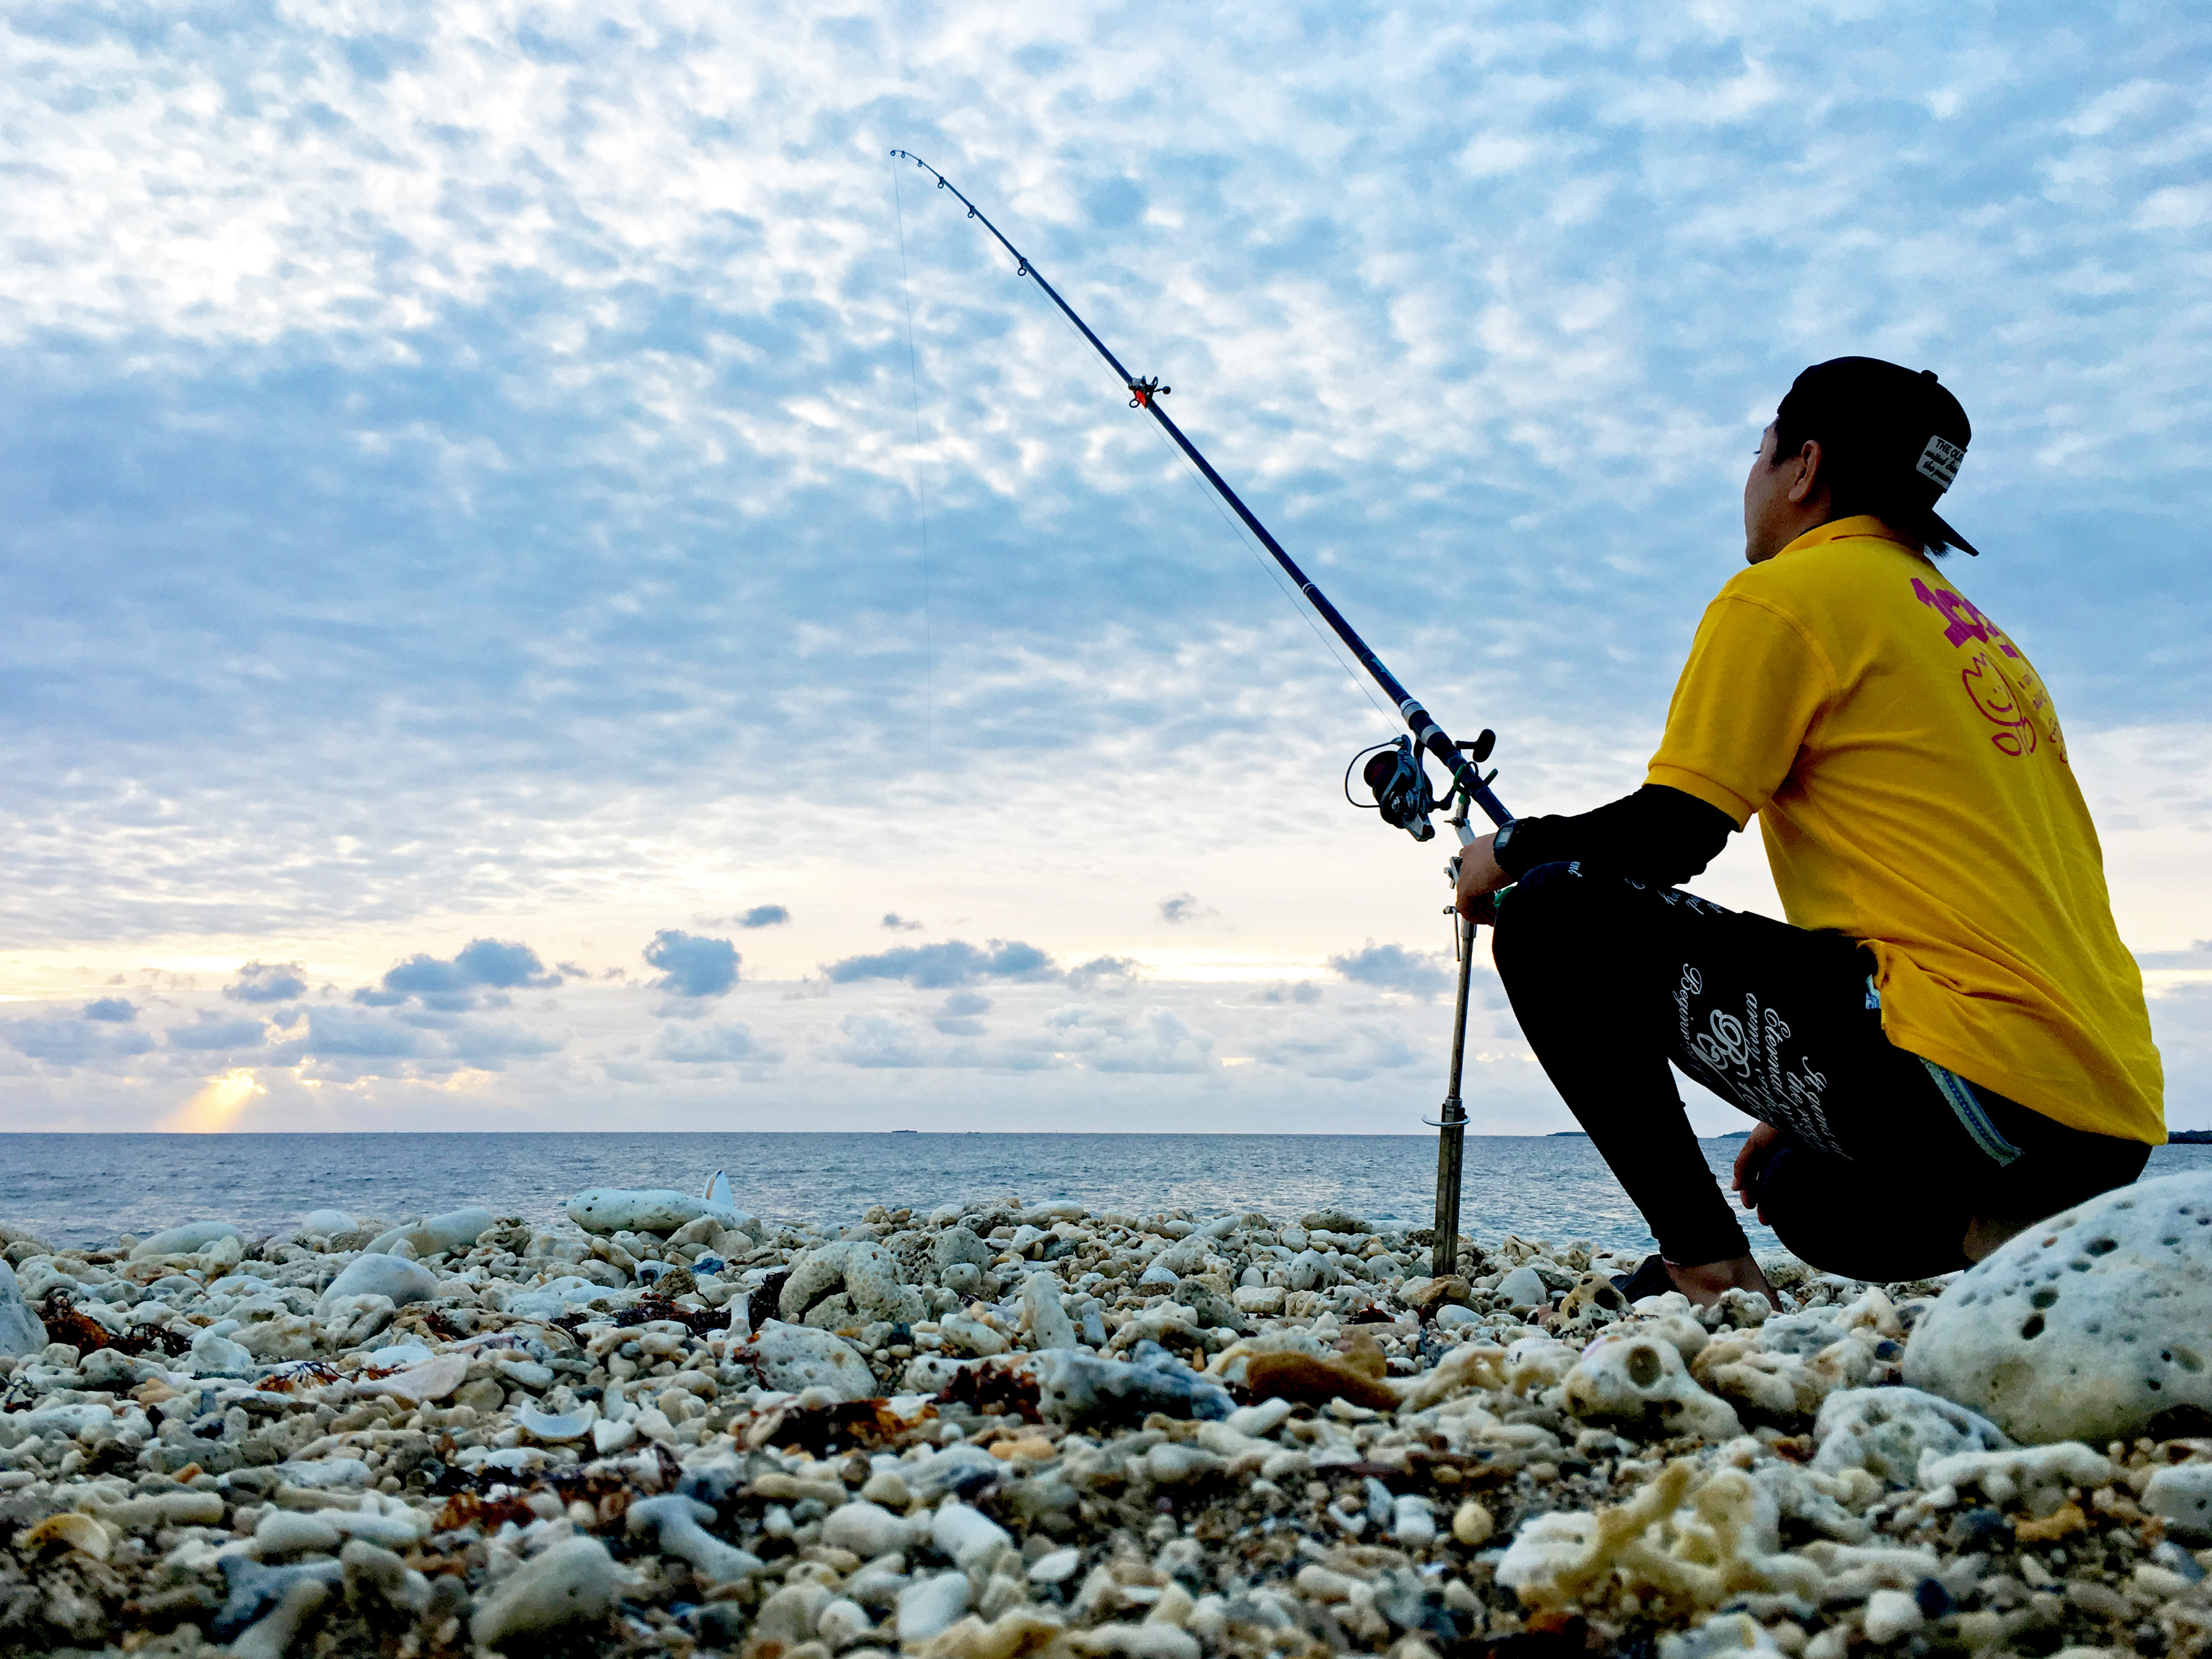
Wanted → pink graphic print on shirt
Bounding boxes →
[1912,576,2068,762]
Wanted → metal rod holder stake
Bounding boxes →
[1431,905,1476,1279]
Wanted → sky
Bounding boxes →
[1,0,2207,1136]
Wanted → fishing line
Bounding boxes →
[889,148,1508,1283]
[889,157,936,813]
[1026,289,1396,730]
[1143,396,1400,731]
[885,150,1507,839]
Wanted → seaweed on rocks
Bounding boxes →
[754,1396,936,1455]
[936,1355,1045,1422]
[747,1268,791,1333]
[613,1294,729,1338]
[30,1293,191,1360]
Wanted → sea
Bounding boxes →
[5,1133,2210,1258]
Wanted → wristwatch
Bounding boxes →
[1491,820,1518,871]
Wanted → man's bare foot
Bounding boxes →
[1667,1253,1781,1312]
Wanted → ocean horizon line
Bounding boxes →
[0,1126,1696,1139]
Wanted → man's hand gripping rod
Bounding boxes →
[892,151,1512,1276]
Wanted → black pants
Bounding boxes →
[1490,861,2151,1281]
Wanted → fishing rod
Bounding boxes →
[891,150,1512,1275]
[890,152,1511,846]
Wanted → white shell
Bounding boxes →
[514,1401,599,1441]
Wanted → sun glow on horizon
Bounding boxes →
[164,1068,267,1133]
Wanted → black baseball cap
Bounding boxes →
[1776,356,1979,556]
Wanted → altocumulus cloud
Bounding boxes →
[82,998,135,1022]
[358,939,562,1011]
[271,1006,562,1073]
[1065,956,1144,992]
[933,990,991,1036]
[644,931,740,1001]
[830,1013,1058,1073]
[829,1002,1212,1074]
[1,5,2206,1133]
[290,1008,430,1059]
[1044,1006,1215,1074]
[164,1012,270,1052]
[737,906,790,929]
[1157,894,1218,925]
[1329,943,1450,999]
[1253,1022,1420,1083]
[827,939,1057,990]
[2,1018,154,1065]
[226,962,307,1005]
[654,1022,776,1064]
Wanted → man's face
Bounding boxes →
[1742,420,1814,565]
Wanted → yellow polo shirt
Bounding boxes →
[1647,515,2163,1144]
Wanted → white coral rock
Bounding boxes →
[1564,1334,1741,1442]
[1904,1169,2212,1444]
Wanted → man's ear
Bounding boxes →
[1784,438,1825,507]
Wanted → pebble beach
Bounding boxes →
[4,1175,2212,1659]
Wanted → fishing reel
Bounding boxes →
[1347,730,1495,842]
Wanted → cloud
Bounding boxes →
[933,990,991,1036]
[2,1019,156,1064]
[272,1006,563,1072]
[83,998,135,1023]
[1157,893,1219,925]
[1257,982,1324,1004]
[1065,956,1144,991]
[358,939,562,1011]
[654,1022,775,1064]
[833,1014,927,1069]
[644,931,741,1000]
[0,3,2205,1135]
[828,1011,1062,1073]
[1252,1022,1421,1082]
[738,905,791,929]
[826,939,1057,990]
[441,1022,567,1068]
[2139,940,2212,970]
[290,1008,432,1059]
[1043,1005,1216,1074]
[226,962,307,1005]
[451,940,564,990]
[1329,943,1451,999]
[164,1012,270,1051]
[881,914,924,932]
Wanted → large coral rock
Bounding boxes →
[565,1188,757,1238]
[745,1320,877,1401]
[1812,1387,2009,1487]
[0,1261,46,1359]
[779,1241,925,1328]
[1564,1334,1741,1442]
[316,1254,440,1313]
[1903,1170,2212,1445]
[1691,1294,1896,1429]
[130,1222,243,1260]
[367,1207,496,1257]
[471,1536,633,1650]
[932,1227,992,1271]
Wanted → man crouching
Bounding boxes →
[1455,358,2163,1307]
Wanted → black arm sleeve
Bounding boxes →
[1493,784,1738,888]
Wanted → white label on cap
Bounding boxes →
[1917,433,1965,492]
